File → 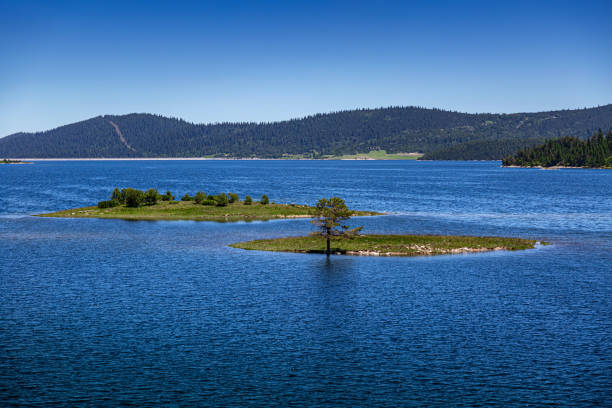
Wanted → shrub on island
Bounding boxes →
[99,187,272,209]
[144,189,159,205]
[98,199,120,209]
[111,188,124,204]
[124,188,145,207]
[214,193,229,207]
[194,191,207,204]
[161,191,174,201]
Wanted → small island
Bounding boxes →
[230,234,540,256]
[230,197,544,257]
[2,159,31,164]
[39,192,543,257]
[502,130,612,169]
[37,188,380,221]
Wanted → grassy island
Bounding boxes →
[2,159,31,164]
[37,188,380,221]
[230,234,541,256]
[39,201,378,221]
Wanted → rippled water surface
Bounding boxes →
[1,160,610,406]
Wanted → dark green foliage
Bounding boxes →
[244,195,253,205]
[124,188,145,207]
[422,137,548,160]
[202,199,216,206]
[260,194,269,205]
[502,130,612,168]
[228,193,239,203]
[214,193,229,207]
[181,193,193,201]
[144,189,159,205]
[161,191,174,201]
[111,188,124,203]
[311,197,362,255]
[2,106,611,160]
[98,199,119,209]
[194,191,207,204]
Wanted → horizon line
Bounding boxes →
[4,103,611,138]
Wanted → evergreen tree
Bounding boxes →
[311,197,362,255]
[502,130,611,168]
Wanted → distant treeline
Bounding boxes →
[1,105,611,159]
[420,137,548,160]
[502,130,612,168]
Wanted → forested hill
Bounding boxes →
[502,130,612,168]
[1,105,611,159]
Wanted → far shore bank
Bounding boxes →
[7,152,423,161]
[503,165,611,170]
[11,157,418,161]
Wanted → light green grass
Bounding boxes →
[37,201,381,222]
[230,234,542,256]
[328,150,423,160]
[279,150,423,160]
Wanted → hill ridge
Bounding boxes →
[2,105,611,159]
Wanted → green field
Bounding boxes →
[230,234,542,256]
[280,150,423,160]
[330,150,423,160]
[37,201,380,222]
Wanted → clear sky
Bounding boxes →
[1,0,610,136]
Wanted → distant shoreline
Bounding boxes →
[9,156,422,162]
[503,165,611,170]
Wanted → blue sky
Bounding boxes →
[1,0,610,136]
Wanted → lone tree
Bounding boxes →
[311,197,362,255]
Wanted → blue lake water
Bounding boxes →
[1,160,610,406]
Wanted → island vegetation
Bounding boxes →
[38,188,380,221]
[310,196,363,254]
[502,130,612,168]
[231,196,542,256]
[1,159,30,164]
[2,105,610,160]
[230,234,540,256]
